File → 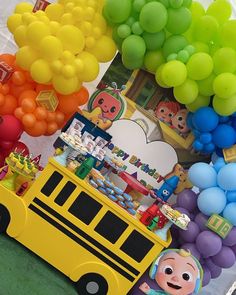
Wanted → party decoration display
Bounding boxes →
[206,214,233,239]
[7,0,116,95]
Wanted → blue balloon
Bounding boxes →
[217,163,236,191]
[212,124,236,149]
[197,187,227,216]
[215,147,224,157]
[186,112,194,129]
[226,191,236,202]
[219,116,230,123]
[213,158,226,173]
[192,107,219,132]
[193,140,203,151]
[211,152,220,164]
[223,203,236,226]
[203,143,215,154]
[188,162,217,189]
[200,133,212,144]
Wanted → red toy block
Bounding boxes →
[0,61,13,84]
[33,0,50,12]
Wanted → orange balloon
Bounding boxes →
[11,71,26,86]
[25,120,47,137]
[1,84,10,95]
[0,54,15,66]
[0,94,18,115]
[24,71,34,83]
[21,98,37,113]
[14,107,25,119]
[34,107,47,120]
[57,94,80,114]
[18,90,37,104]
[76,86,89,106]
[0,93,5,106]
[12,60,24,71]
[22,113,36,127]
[46,112,56,122]
[36,84,54,93]
[46,121,58,135]
[10,82,35,98]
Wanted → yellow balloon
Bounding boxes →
[39,36,63,61]
[61,50,75,63]
[61,13,75,25]
[85,37,96,49]
[87,35,117,62]
[7,14,22,33]
[14,2,33,14]
[79,21,93,36]
[88,0,98,10]
[16,46,38,70]
[74,58,84,73]
[57,25,85,54]
[14,25,28,47]
[190,2,205,22]
[186,94,211,112]
[22,13,37,25]
[77,51,99,82]
[62,64,76,78]
[27,21,51,46]
[53,75,79,95]
[84,7,95,21]
[93,13,107,34]
[49,21,61,35]
[30,59,53,84]
[51,60,63,74]
[155,64,170,88]
[72,7,84,20]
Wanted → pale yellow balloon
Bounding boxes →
[7,14,22,33]
[155,64,170,88]
[93,13,107,34]
[22,13,37,25]
[77,51,99,82]
[74,58,84,73]
[72,7,84,20]
[27,21,51,46]
[51,60,63,74]
[53,75,79,95]
[30,59,53,84]
[16,46,39,70]
[84,7,95,21]
[14,25,28,47]
[61,50,75,63]
[38,15,50,25]
[65,2,75,12]
[79,21,93,36]
[88,0,98,10]
[62,64,76,78]
[45,4,64,21]
[61,13,75,25]
[49,21,61,35]
[85,37,96,49]
[14,2,33,14]
[39,36,63,61]
[87,36,117,62]
[57,25,85,54]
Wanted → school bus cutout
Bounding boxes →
[0,158,171,295]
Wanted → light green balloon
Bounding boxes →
[186,94,211,112]
[166,7,192,35]
[103,0,132,24]
[187,53,213,80]
[206,0,232,25]
[126,17,136,26]
[122,55,144,70]
[194,16,219,43]
[142,30,166,51]
[174,78,199,104]
[185,45,195,56]
[220,20,236,50]
[133,0,146,12]
[144,50,165,73]
[213,73,236,99]
[158,0,170,8]
[183,0,192,8]
[163,35,188,58]
[209,40,221,56]
[197,73,216,96]
[140,2,168,33]
[177,50,190,63]
[162,60,187,87]
[169,0,183,9]
[213,47,236,75]
[132,22,143,35]
[167,53,178,61]
[213,94,236,116]
[112,27,124,51]
[190,2,205,22]
[117,24,131,39]
[192,41,209,53]
[155,64,170,88]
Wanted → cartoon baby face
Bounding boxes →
[155,101,180,123]
[171,109,190,133]
[156,252,199,295]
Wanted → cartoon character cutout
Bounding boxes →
[171,109,190,135]
[155,101,180,124]
[139,249,203,295]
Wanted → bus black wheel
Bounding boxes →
[75,273,108,295]
[0,204,10,233]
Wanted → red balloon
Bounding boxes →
[0,115,23,141]
[11,141,29,156]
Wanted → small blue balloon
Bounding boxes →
[213,158,226,173]
[219,116,230,123]
[212,124,236,149]
[226,191,236,202]
[193,129,201,137]
[186,112,194,129]
[192,107,219,132]
[203,143,215,154]
[198,187,227,216]
[200,133,212,144]
[217,163,236,191]
[188,162,217,189]
[223,203,236,226]
[211,152,220,164]
[193,140,203,151]
[215,147,224,157]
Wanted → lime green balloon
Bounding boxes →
[126,17,136,27]
[117,24,131,39]
[162,60,187,87]
[166,7,192,34]
[177,50,190,63]
[122,55,144,70]
[186,94,211,112]
[187,53,213,80]
[190,2,205,22]
[194,16,219,43]
[140,2,168,33]
[213,47,236,75]
[169,0,183,8]
[144,50,165,73]
[185,45,195,56]
[103,0,132,24]
[142,30,166,50]
[213,73,236,99]
[158,0,170,8]
[209,40,221,56]
[163,35,188,58]
[132,22,143,35]
[213,94,236,116]
[167,53,178,61]
[220,20,236,50]
[207,0,232,25]
[192,41,209,53]
[183,0,192,7]
[197,73,216,96]
[133,0,146,12]
[112,27,124,51]
[155,64,170,88]
[174,78,199,104]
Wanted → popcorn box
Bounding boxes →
[33,0,50,12]
[36,90,59,112]
[0,61,13,83]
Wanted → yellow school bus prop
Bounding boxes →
[0,158,171,294]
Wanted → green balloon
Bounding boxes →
[158,0,170,8]
[220,20,236,50]
[144,50,165,73]
[185,45,195,56]
[167,53,178,61]
[197,73,216,96]
[103,0,132,24]
[126,17,136,26]
[163,35,188,58]
[162,60,187,87]
[169,0,183,9]
[209,40,221,56]
[112,27,124,51]
[183,0,192,7]
[194,15,219,43]
[142,30,166,51]
[213,94,236,116]
[207,0,232,25]
[117,24,131,39]
[190,2,205,22]
[140,2,168,33]
[132,22,143,35]
[122,55,144,70]
[213,47,236,75]
[177,50,190,63]
[186,94,211,112]
[122,35,146,58]
[155,64,170,88]
[192,41,209,53]
[187,53,213,80]
[166,7,192,34]
[133,0,146,12]
[213,73,236,99]
[174,78,199,104]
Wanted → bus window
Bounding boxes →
[41,171,63,197]
[68,191,103,225]
[94,211,128,244]
[120,230,154,263]
[54,181,76,206]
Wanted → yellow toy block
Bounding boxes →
[207,214,233,239]
[36,90,59,112]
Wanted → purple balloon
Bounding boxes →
[223,227,236,246]
[196,231,222,257]
[202,264,211,287]
[194,212,208,231]
[205,258,222,279]
[182,243,201,260]
[231,244,236,255]
[176,189,198,212]
[211,246,236,268]
[180,221,200,243]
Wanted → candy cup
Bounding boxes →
[205,258,222,279]
[223,203,236,226]
[188,162,217,189]
[206,0,232,25]
[194,212,208,232]
[174,78,198,104]
[212,124,236,149]
[223,227,236,247]
[192,107,219,132]
[211,246,236,268]
[196,231,222,257]
[186,94,211,112]
[176,189,198,212]
[166,7,192,35]
[187,52,213,80]
[161,60,187,87]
